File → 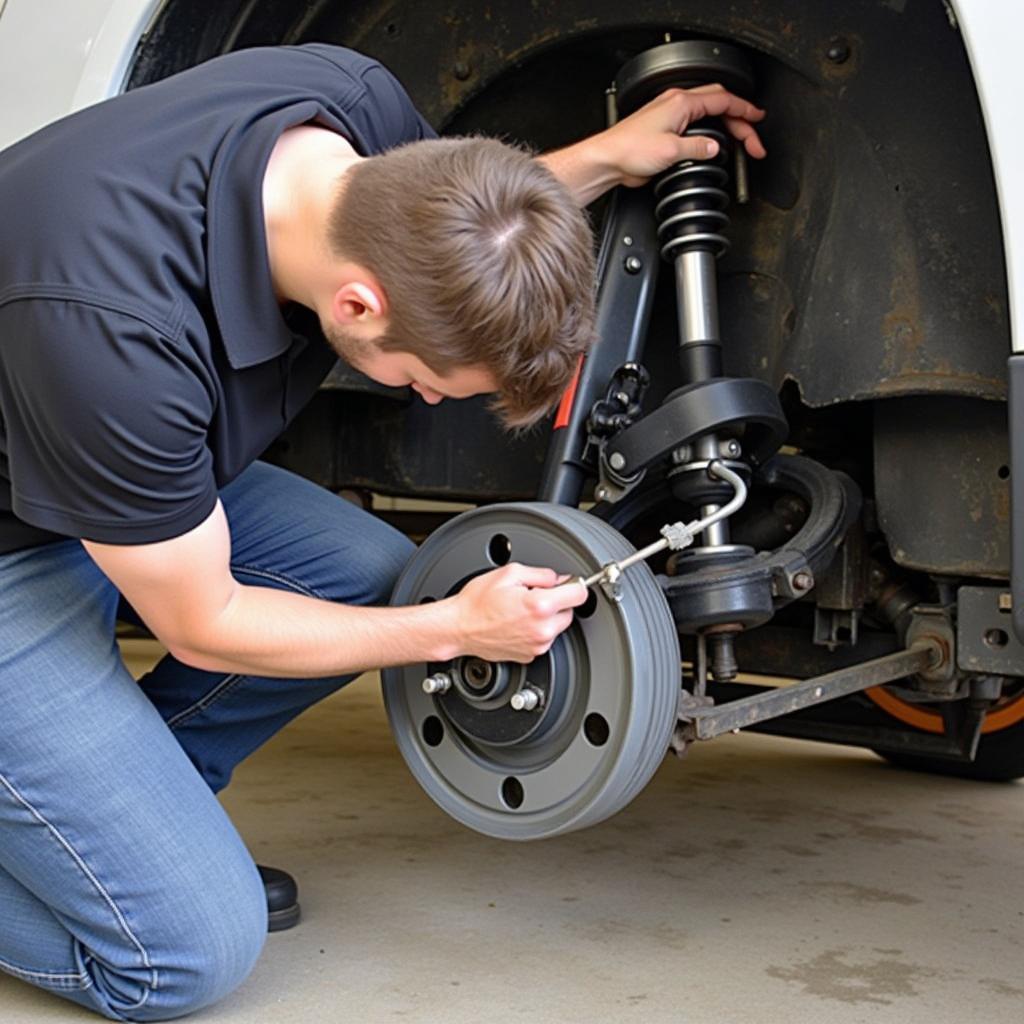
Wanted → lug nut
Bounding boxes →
[422,672,452,695]
[510,686,543,711]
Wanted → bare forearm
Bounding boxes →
[538,85,766,207]
[169,583,460,677]
[87,503,587,675]
[537,138,621,207]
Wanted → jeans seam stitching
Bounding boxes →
[0,771,157,1003]
[0,953,92,988]
[228,562,327,600]
[165,673,246,730]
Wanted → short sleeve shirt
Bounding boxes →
[0,44,435,554]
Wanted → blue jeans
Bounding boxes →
[0,462,414,1020]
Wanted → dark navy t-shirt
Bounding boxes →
[0,44,434,553]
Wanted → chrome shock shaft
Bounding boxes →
[655,126,734,549]
[655,126,745,681]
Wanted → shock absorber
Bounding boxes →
[655,124,731,382]
[657,127,753,681]
[542,41,855,696]
[539,40,792,686]
[618,41,760,684]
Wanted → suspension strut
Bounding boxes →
[540,41,823,685]
[628,44,760,681]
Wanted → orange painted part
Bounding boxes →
[865,686,1024,735]
[553,355,584,430]
[864,686,945,733]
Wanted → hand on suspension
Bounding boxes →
[450,563,589,663]
[600,85,767,187]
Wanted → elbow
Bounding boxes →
[150,618,229,673]
[145,586,242,673]
[163,638,224,673]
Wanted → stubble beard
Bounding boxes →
[323,320,375,373]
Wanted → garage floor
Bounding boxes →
[3,643,1022,1024]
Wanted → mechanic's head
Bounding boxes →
[324,137,596,428]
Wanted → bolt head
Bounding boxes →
[609,451,626,471]
[792,571,814,592]
[624,255,643,274]
[453,61,471,80]
[826,38,850,63]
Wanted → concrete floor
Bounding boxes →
[3,645,1023,1024]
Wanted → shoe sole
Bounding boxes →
[268,902,301,933]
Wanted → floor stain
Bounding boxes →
[766,948,933,1005]
[776,844,823,858]
[801,881,922,907]
[714,837,749,852]
[978,977,1024,998]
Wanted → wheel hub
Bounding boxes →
[435,643,577,747]
[382,502,681,840]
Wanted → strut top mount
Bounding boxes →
[614,40,754,116]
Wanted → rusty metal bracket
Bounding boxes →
[676,641,941,743]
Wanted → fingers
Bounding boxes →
[674,133,725,162]
[724,116,767,159]
[525,608,577,660]
[501,563,560,589]
[660,85,767,160]
[526,579,588,615]
[681,83,765,124]
[462,563,591,662]
[682,124,766,161]
[504,564,587,607]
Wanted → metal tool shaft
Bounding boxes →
[581,462,747,588]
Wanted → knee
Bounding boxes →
[342,518,416,607]
[161,905,266,1018]
[90,869,267,1021]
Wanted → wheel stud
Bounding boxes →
[422,672,453,695]
[510,685,544,711]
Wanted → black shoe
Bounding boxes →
[258,865,301,932]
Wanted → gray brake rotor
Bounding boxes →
[382,502,680,840]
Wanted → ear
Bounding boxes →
[331,269,388,326]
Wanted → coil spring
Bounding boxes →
[653,126,731,260]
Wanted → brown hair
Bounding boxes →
[327,137,596,428]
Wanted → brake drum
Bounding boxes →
[382,502,680,840]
